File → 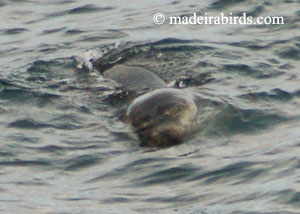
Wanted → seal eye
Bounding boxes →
[157,104,183,118]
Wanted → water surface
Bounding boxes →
[0,0,300,213]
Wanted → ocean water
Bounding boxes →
[0,0,300,213]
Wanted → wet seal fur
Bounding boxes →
[103,65,167,92]
[102,65,197,147]
[126,88,197,147]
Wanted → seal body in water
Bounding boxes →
[103,65,167,92]
[103,65,197,147]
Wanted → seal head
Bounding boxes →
[126,88,197,147]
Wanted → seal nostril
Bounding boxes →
[151,128,183,147]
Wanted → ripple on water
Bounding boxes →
[222,63,283,79]
[8,119,52,130]
[68,4,114,15]
[46,4,115,18]
[0,159,52,167]
[1,28,28,35]
[63,154,104,171]
[132,165,198,186]
[276,46,300,60]
[196,102,288,136]
[239,88,294,102]
[210,0,246,9]
[188,161,264,183]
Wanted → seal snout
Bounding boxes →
[138,124,185,147]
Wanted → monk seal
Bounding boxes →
[102,65,198,147]
[126,88,197,147]
[103,65,167,92]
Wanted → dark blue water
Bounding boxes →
[0,0,300,213]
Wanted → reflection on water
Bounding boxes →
[0,0,300,213]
